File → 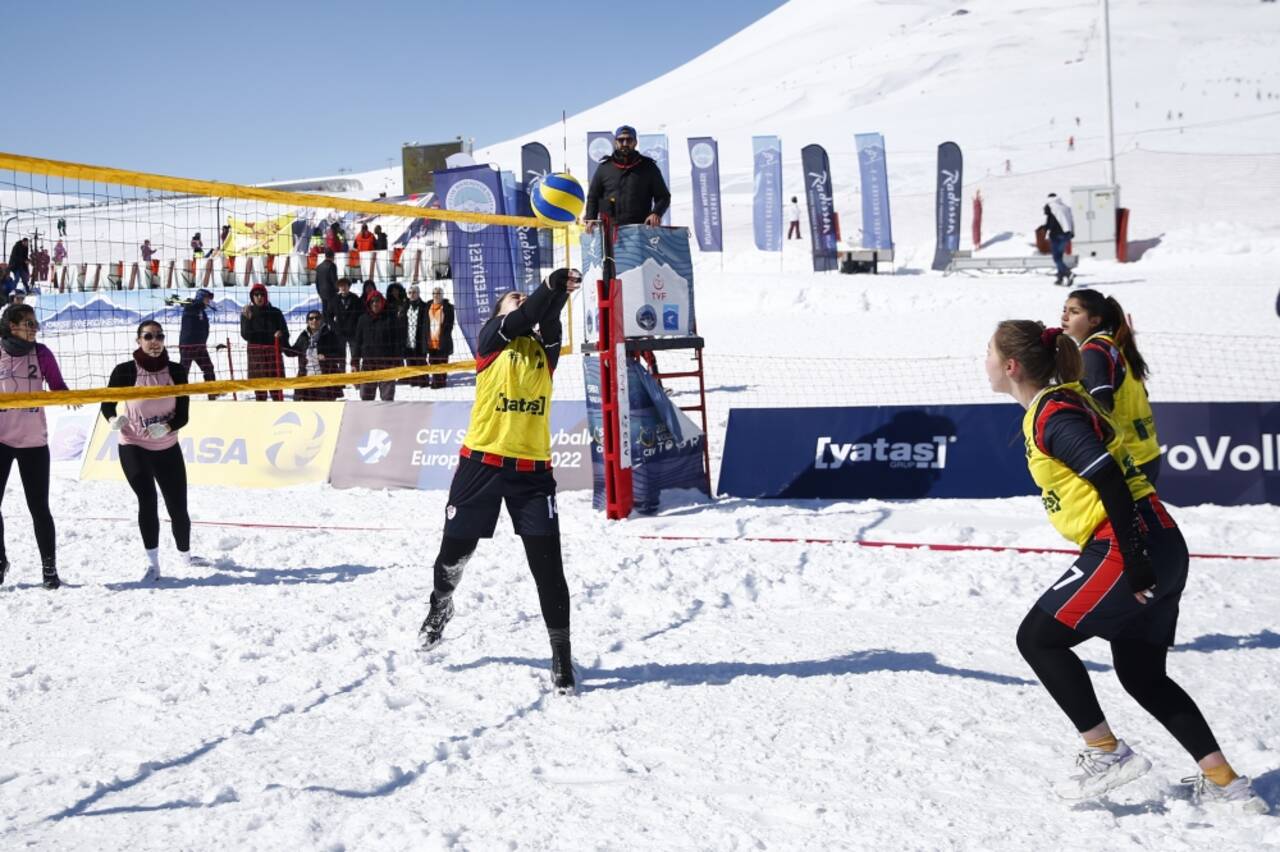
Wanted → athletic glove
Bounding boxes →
[109,415,128,431]
[1121,545,1157,594]
[145,422,172,439]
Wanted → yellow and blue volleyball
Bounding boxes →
[531,172,585,224]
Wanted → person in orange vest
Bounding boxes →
[353,224,377,253]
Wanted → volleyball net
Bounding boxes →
[0,151,574,406]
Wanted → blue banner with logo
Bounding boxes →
[856,132,893,251]
[522,142,554,260]
[931,142,963,271]
[687,137,723,252]
[719,402,1280,506]
[587,132,614,183]
[500,170,541,292]
[639,133,672,226]
[432,164,515,357]
[584,355,707,512]
[752,135,782,252]
[800,144,838,272]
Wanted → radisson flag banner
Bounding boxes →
[931,142,963,271]
[800,144,838,272]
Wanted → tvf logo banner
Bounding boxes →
[81,401,344,487]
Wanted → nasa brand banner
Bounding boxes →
[931,141,963,271]
[586,131,614,183]
[800,144,838,272]
[583,356,706,512]
[1149,402,1280,506]
[638,133,672,226]
[579,225,696,342]
[328,400,593,492]
[500,171,540,292]
[856,132,894,251]
[432,164,516,356]
[752,135,783,252]
[687,137,723,252]
[81,401,344,488]
[521,142,554,259]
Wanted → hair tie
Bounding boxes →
[1040,327,1064,348]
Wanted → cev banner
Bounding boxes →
[81,401,344,487]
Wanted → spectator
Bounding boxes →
[191,232,204,257]
[329,277,363,367]
[354,224,376,253]
[402,284,429,387]
[374,225,388,251]
[140,239,157,263]
[179,288,219,397]
[33,246,50,286]
[56,217,67,237]
[315,248,338,317]
[7,238,30,292]
[584,124,670,228]
[425,285,455,390]
[361,279,378,301]
[385,281,408,315]
[352,289,403,401]
[52,240,67,289]
[326,222,347,253]
[308,224,325,258]
[1043,193,1076,286]
[219,224,231,249]
[239,283,288,401]
[289,310,345,401]
[787,196,802,240]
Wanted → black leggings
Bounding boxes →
[118,443,190,551]
[1016,606,1220,760]
[0,443,54,562]
[432,534,570,630]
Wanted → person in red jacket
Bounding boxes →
[353,224,377,253]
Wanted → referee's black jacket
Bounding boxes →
[584,153,671,225]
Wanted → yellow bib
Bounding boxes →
[465,336,554,461]
[1022,383,1154,547]
[1083,333,1160,465]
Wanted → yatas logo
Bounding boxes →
[1162,434,1280,471]
[496,393,547,415]
[814,435,957,470]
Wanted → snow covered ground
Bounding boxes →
[4,0,1280,849]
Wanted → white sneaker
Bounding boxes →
[1184,774,1271,814]
[1054,740,1152,800]
[141,564,161,583]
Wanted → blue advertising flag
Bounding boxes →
[856,132,894,251]
[432,164,516,357]
[800,144,838,272]
[639,133,672,226]
[752,135,782,252]
[522,142,554,259]
[932,142,964,271]
[586,132,613,184]
[687,137,723,252]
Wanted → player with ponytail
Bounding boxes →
[984,320,1266,811]
[1061,289,1160,482]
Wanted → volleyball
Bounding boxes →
[530,172,585,224]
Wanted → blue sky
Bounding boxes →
[10,0,785,185]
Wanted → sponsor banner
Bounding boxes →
[1150,402,1280,506]
[931,142,963,271]
[856,132,894,251]
[752,135,783,252]
[520,142,554,263]
[580,225,696,341]
[800,144,838,272]
[586,132,614,183]
[584,356,705,511]
[433,164,517,357]
[500,170,540,292]
[81,401,343,488]
[329,400,593,492]
[719,402,1280,506]
[687,137,723,252]
[35,286,320,335]
[222,215,299,256]
[638,133,672,226]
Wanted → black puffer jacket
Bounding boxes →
[584,153,671,225]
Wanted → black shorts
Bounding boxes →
[444,455,559,539]
[1036,495,1189,644]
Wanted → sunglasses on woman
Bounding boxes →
[141,332,165,341]
[17,319,39,330]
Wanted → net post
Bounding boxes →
[596,219,633,520]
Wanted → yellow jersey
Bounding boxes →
[464,335,554,461]
[1022,383,1154,547]
[1081,332,1159,465]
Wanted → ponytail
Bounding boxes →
[993,320,1082,387]
[1068,288,1149,382]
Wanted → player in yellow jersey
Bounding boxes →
[419,268,581,694]
[1060,289,1161,483]
[985,320,1267,812]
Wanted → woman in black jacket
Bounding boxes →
[289,310,346,401]
[351,289,404,400]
